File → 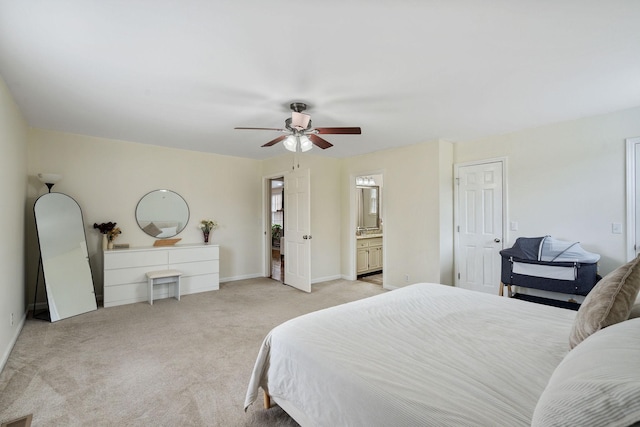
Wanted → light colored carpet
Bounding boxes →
[0,278,386,426]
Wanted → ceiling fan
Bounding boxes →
[234,102,361,152]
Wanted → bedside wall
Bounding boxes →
[0,75,28,370]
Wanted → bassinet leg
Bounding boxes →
[499,282,504,296]
[263,391,271,409]
[507,285,513,298]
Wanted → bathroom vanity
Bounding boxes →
[356,235,383,275]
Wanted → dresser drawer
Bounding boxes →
[104,266,151,287]
[181,273,220,294]
[105,250,167,270]
[103,282,147,307]
[169,246,219,263]
[170,259,219,276]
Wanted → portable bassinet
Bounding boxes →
[500,236,600,296]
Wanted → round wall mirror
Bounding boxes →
[135,190,189,238]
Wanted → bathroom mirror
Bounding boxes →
[34,193,97,322]
[136,189,189,238]
[357,186,380,230]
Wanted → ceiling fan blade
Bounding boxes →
[309,134,333,149]
[314,127,361,135]
[235,127,287,132]
[262,135,288,147]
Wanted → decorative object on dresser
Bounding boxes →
[33,192,98,321]
[136,189,189,238]
[199,219,219,243]
[153,238,181,247]
[103,244,219,307]
[94,222,118,250]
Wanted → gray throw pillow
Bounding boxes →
[142,222,162,237]
[569,256,640,349]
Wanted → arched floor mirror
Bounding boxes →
[34,192,97,321]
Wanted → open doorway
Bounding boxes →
[355,174,383,286]
[270,177,284,282]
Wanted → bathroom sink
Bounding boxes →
[357,233,383,239]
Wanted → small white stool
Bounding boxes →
[146,269,182,305]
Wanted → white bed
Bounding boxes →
[245,283,578,426]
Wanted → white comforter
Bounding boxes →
[245,283,576,426]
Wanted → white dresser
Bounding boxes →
[103,244,219,307]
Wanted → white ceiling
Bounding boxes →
[2,1,640,160]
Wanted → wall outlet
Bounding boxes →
[10,313,14,326]
[612,223,623,234]
[404,274,409,282]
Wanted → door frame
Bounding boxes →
[453,157,508,287]
[262,171,289,278]
[349,169,385,283]
[626,137,640,261]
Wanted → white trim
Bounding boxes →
[311,274,343,284]
[626,137,640,261]
[1,311,26,373]
[453,157,508,287]
[220,273,263,283]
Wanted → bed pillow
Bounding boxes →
[629,292,640,319]
[569,256,640,349]
[532,318,640,427]
[156,226,177,238]
[142,222,162,237]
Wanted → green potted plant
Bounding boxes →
[271,224,283,247]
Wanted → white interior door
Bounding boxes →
[455,161,504,294]
[284,168,311,292]
[626,137,640,260]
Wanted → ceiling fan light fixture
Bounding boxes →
[292,112,311,130]
[283,135,297,152]
[299,135,312,152]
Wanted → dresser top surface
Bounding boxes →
[104,243,218,254]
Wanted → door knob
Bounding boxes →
[303,235,308,239]
[308,235,312,239]
[494,238,501,243]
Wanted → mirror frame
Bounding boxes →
[34,192,98,322]
[135,189,190,238]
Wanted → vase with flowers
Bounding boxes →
[94,222,121,250]
[199,219,219,243]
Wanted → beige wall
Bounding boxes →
[0,76,28,369]
[342,140,452,288]
[454,105,640,276]
[27,129,264,301]
[261,154,343,282]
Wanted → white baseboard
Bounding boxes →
[220,273,262,283]
[311,274,342,284]
[0,310,26,374]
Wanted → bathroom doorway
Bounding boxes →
[270,177,285,282]
[355,173,384,286]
